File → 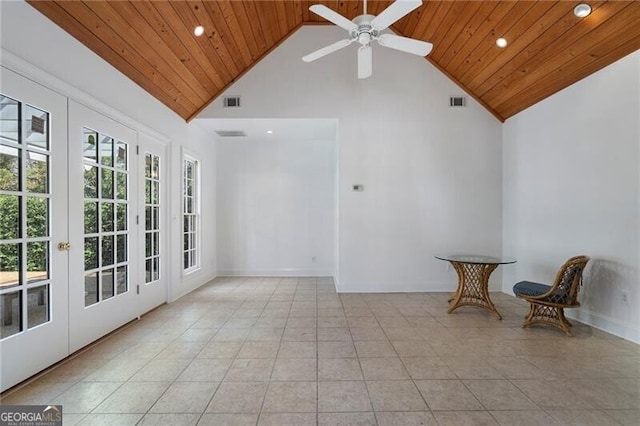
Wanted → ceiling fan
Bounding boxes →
[302,0,433,79]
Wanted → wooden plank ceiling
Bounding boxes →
[28,1,640,122]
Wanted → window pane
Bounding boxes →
[145,232,152,258]
[153,257,160,281]
[100,135,113,167]
[115,141,127,170]
[101,235,114,267]
[116,203,127,231]
[145,154,152,178]
[183,252,189,269]
[145,206,152,231]
[0,145,20,191]
[101,169,113,199]
[84,237,98,271]
[101,202,114,233]
[152,232,159,256]
[0,291,22,338]
[26,151,48,193]
[117,265,127,294]
[25,105,48,150]
[152,155,159,179]
[117,234,127,263]
[152,207,159,231]
[84,202,98,234]
[85,272,98,307]
[0,95,20,143]
[0,195,20,239]
[116,172,127,200]
[84,165,98,198]
[27,196,48,238]
[27,285,49,328]
[26,241,48,284]
[102,268,114,300]
[83,129,98,162]
[0,243,21,289]
[152,181,159,204]
[145,258,152,283]
[145,180,151,204]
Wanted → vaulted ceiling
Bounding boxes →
[28,1,640,122]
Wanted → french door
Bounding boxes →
[0,67,69,391]
[68,100,140,353]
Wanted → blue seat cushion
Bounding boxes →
[513,281,551,297]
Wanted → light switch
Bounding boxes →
[352,184,364,191]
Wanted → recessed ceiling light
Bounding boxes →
[194,25,204,37]
[496,38,508,48]
[266,130,273,134]
[574,4,591,18]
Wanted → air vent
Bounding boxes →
[449,96,467,107]
[214,130,247,137]
[223,96,241,108]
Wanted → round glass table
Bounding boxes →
[435,254,516,319]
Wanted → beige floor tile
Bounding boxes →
[287,317,317,328]
[360,357,409,380]
[510,379,596,409]
[56,413,85,426]
[206,382,268,413]
[39,357,103,383]
[366,380,427,411]
[82,358,149,382]
[94,382,170,413]
[490,410,558,425]
[445,356,506,379]
[155,341,207,360]
[347,317,379,328]
[246,327,285,342]
[318,381,371,412]
[282,327,316,342]
[318,327,352,342]
[262,381,317,413]
[432,411,499,425]
[237,341,280,359]
[391,340,437,357]
[0,381,75,405]
[197,341,242,359]
[138,413,199,425]
[354,341,397,358]
[384,327,425,342]
[225,358,275,382]
[318,341,357,358]
[377,317,412,328]
[258,412,316,426]
[77,413,143,425]
[464,379,539,410]
[278,341,317,359]
[604,409,640,425]
[255,317,288,328]
[318,358,363,381]
[177,358,232,382]
[272,358,317,381]
[567,378,640,409]
[349,327,388,341]
[150,381,218,413]
[376,411,438,426]
[546,409,621,425]
[51,382,122,414]
[318,317,348,328]
[128,359,190,382]
[318,412,376,426]
[402,357,457,380]
[178,328,218,342]
[317,308,345,317]
[198,413,259,426]
[212,328,250,342]
[415,379,484,410]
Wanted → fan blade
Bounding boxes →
[378,33,433,56]
[309,5,358,32]
[302,39,353,62]
[358,45,372,79]
[371,0,422,31]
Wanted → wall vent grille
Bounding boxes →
[449,96,467,107]
[214,130,247,137]
[223,96,241,107]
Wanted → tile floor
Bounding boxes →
[1,276,639,425]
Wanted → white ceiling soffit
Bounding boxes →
[197,118,338,142]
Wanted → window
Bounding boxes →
[144,153,160,283]
[182,155,199,272]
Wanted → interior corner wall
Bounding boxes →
[198,26,503,292]
[502,51,640,342]
[1,0,217,302]
[216,134,336,277]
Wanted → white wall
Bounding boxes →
[198,26,503,292]
[1,1,217,301]
[216,126,336,276]
[503,51,640,342]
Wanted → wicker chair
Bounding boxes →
[513,255,590,336]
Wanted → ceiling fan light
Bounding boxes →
[573,4,591,18]
[194,25,204,37]
[496,38,508,48]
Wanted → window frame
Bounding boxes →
[181,153,200,274]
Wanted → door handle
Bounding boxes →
[57,242,71,251]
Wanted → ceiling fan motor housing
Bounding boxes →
[351,15,379,45]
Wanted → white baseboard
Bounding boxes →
[217,268,334,277]
[170,272,217,302]
[566,308,640,344]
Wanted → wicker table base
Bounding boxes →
[447,261,502,319]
